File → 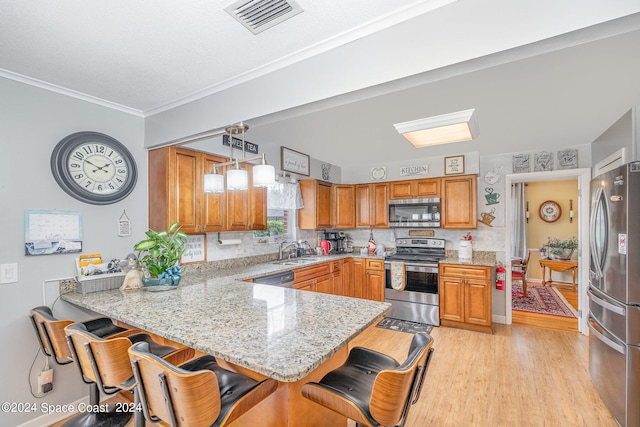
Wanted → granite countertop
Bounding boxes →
[441,250,497,267]
[61,263,390,382]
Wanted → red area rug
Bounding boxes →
[512,283,577,318]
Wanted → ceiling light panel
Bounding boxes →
[225,0,304,35]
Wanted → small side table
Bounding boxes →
[539,259,578,290]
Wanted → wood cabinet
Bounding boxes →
[293,263,332,293]
[350,258,385,301]
[341,258,353,297]
[149,146,267,233]
[389,178,440,199]
[439,263,492,333]
[330,260,343,295]
[149,146,227,233]
[441,174,477,229]
[298,180,333,230]
[355,183,389,228]
[332,184,355,229]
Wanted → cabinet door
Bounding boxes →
[366,269,385,301]
[355,184,372,228]
[315,275,332,294]
[298,180,333,229]
[342,258,354,297]
[293,278,314,291]
[226,164,249,230]
[371,183,389,228]
[441,175,477,229]
[170,148,201,233]
[389,180,414,199]
[248,185,267,231]
[201,154,227,232]
[440,277,464,322]
[465,279,491,326]
[416,178,440,197]
[352,258,365,299]
[333,184,354,229]
[317,181,333,229]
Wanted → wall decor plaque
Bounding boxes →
[281,147,310,176]
[444,156,464,175]
[534,151,553,172]
[512,154,530,173]
[558,149,578,169]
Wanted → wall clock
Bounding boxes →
[538,200,562,223]
[51,131,137,205]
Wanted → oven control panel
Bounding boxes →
[396,238,445,248]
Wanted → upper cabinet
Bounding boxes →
[441,175,477,229]
[355,183,389,228]
[148,146,266,233]
[332,184,355,229]
[298,180,333,230]
[389,178,440,199]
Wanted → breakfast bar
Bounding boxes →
[61,273,390,426]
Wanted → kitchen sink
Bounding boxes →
[273,257,322,266]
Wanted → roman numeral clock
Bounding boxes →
[50,131,137,205]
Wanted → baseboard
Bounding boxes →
[17,395,89,427]
[492,314,507,324]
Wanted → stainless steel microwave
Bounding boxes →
[388,198,440,228]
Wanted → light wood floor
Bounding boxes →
[512,284,580,333]
[52,321,614,427]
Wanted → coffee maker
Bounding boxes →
[322,231,347,254]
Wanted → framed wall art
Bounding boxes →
[444,155,464,175]
[281,147,310,176]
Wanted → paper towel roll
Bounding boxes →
[218,239,241,246]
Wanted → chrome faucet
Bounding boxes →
[279,241,299,260]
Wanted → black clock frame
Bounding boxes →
[50,131,138,205]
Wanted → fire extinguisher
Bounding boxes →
[496,264,506,290]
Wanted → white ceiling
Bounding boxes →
[2,1,640,168]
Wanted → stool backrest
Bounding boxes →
[65,323,103,384]
[370,332,433,426]
[30,306,73,364]
[129,341,222,427]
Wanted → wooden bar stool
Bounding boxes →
[128,341,278,427]
[65,322,194,427]
[302,332,434,427]
[29,306,129,365]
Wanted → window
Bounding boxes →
[254,209,292,239]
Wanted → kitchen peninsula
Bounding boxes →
[61,267,390,426]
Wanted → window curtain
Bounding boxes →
[511,183,527,259]
[267,181,304,210]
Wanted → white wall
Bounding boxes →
[0,78,147,426]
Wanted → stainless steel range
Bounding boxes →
[384,237,445,326]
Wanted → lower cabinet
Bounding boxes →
[292,258,384,301]
[439,263,492,333]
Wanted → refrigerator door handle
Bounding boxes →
[588,316,625,354]
[588,289,625,316]
[589,186,606,281]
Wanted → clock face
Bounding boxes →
[51,132,137,205]
[538,200,562,223]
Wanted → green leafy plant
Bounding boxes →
[546,237,578,259]
[134,222,189,278]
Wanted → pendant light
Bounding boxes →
[253,154,276,187]
[227,159,249,191]
[203,164,225,193]
[203,121,276,193]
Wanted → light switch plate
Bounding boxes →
[0,263,18,284]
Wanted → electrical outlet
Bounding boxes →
[38,368,53,393]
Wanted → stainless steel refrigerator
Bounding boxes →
[589,161,640,427]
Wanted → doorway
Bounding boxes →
[504,168,591,334]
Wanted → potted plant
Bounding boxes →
[134,222,189,289]
[546,237,578,260]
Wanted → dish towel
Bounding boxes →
[390,261,406,291]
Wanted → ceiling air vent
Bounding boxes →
[225,0,304,35]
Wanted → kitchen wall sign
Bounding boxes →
[534,151,553,171]
[558,149,578,169]
[281,147,310,176]
[484,188,500,205]
[118,210,131,237]
[399,165,428,176]
[322,163,332,181]
[444,155,464,175]
[223,134,258,155]
[181,234,206,264]
[512,154,530,173]
[370,166,386,180]
[479,208,496,227]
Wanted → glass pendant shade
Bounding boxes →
[253,163,276,187]
[227,166,248,191]
[204,173,224,193]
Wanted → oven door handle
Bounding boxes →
[386,262,438,273]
